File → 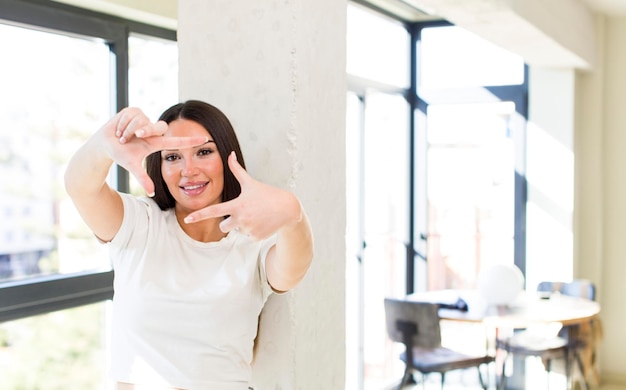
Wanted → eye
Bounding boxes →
[163,153,180,162]
[197,148,214,157]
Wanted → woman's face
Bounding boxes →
[161,119,224,214]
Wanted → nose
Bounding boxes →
[181,159,199,177]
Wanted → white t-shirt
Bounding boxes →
[108,193,276,389]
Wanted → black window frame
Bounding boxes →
[346,2,529,295]
[408,20,529,294]
[0,0,176,323]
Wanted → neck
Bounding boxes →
[175,210,226,243]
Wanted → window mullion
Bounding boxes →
[0,271,114,323]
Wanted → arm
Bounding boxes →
[265,198,314,292]
[184,152,314,291]
[65,107,208,242]
[64,129,123,242]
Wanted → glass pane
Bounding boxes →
[345,91,363,390]
[0,302,109,389]
[345,91,410,390]
[128,34,179,196]
[0,23,112,282]
[426,102,515,290]
[347,3,409,88]
[362,92,409,389]
[128,34,179,121]
[419,25,525,89]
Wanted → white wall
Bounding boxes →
[575,12,607,382]
[584,15,626,384]
[525,68,575,292]
[177,1,346,388]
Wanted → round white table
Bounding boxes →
[407,289,600,328]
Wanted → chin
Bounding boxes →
[179,197,220,212]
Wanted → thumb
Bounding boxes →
[127,162,155,197]
[227,151,250,185]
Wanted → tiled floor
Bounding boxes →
[401,383,625,390]
[399,377,624,390]
[397,368,625,390]
[396,356,624,390]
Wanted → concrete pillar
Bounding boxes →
[525,68,575,290]
[177,1,347,388]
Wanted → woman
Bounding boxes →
[64,100,314,389]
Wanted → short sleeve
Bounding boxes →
[108,193,152,267]
[257,235,286,300]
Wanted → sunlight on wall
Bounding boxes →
[525,120,574,291]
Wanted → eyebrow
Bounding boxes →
[162,139,215,152]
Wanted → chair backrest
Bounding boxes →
[537,280,596,301]
[383,298,442,349]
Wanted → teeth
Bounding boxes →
[184,184,205,190]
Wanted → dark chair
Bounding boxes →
[537,280,595,302]
[496,280,597,390]
[384,298,494,389]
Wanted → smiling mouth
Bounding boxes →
[179,182,209,195]
[181,183,207,190]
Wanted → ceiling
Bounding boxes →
[359,0,626,22]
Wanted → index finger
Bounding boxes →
[135,120,168,138]
[227,151,251,185]
[184,200,235,224]
[147,135,209,152]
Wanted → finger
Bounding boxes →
[115,110,131,138]
[115,108,142,138]
[135,120,168,138]
[219,216,238,233]
[227,151,251,185]
[119,113,151,144]
[126,162,156,197]
[184,200,234,224]
[147,135,209,152]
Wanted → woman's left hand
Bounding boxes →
[184,152,302,240]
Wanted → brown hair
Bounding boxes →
[145,100,246,210]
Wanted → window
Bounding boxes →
[0,1,177,387]
[346,4,411,389]
[0,302,109,388]
[128,33,179,196]
[128,33,179,119]
[425,101,517,289]
[347,2,409,88]
[419,25,525,89]
[415,24,527,291]
[0,22,111,284]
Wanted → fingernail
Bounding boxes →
[231,151,237,161]
[147,191,155,197]
[184,216,193,224]
[119,136,126,144]
[136,129,145,137]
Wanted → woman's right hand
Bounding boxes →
[100,107,207,196]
